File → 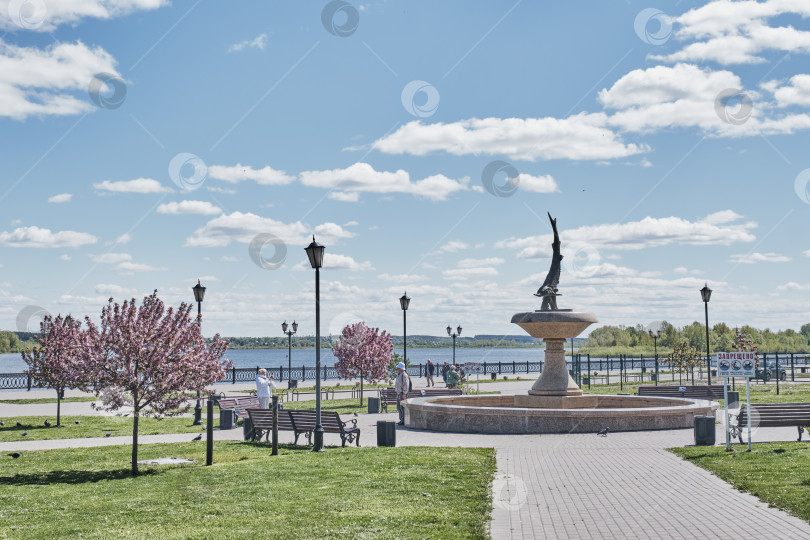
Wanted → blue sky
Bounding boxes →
[1,0,809,338]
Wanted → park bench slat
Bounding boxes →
[637,385,725,399]
[283,409,360,447]
[733,402,810,443]
[216,396,262,420]
[246,408,295,442]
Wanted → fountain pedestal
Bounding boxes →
[511,310,598,397]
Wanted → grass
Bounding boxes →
[0,416,216,442]
[583,381,810,406]
[671,442,810,524]
[0,396,97,405]
[0,442,495,539]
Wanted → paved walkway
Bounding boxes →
[3,385,810,539]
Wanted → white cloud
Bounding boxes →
[90,253,132,264]
[329,191,360,202]
[777,282,810,291]
[674,266,702,275]
[185,212,355,248]
[48,193,72,203]
[0,0,167,32]
[293,253,374,271]
[94,178,172,194]
[763,74,810,107]
[59,254,71,261]
[227,33,268,53]
[208,163,294,186]
[457,257,504,268]
[207,186,236,195]
[116,261,166,272]
[371,115,648,162]
[0,226,97,248]
[516,173,558,193]
[116,233,132,245]
[299,162,468,201]
[378,273,429,282]
[157,200,222,215]
[0,40,119,120]
[442,267,499,280]
[221,256,238,262]
[95,283,136,297]
[437,241,470,253]
[804,249,810,257]
[729,252,790,264]
[497,211,756,258]
[652,1,810,65]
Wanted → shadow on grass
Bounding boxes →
[0,468,160,486]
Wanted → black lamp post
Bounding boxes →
[192,279,206,425]
[701,284,713,385]
[305,236,325,452]
[400,293,410,364]
[282,320,298,382]
[447,325,462,365]
[649,328,661,387]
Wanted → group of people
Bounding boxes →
[424,359,465,389]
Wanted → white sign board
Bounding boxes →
[464,362,483,375]
[717,351,756,378]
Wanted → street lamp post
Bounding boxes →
[400,293,410,365]
[192,279,206,425]
[305,236,325,452]
[649,329,661,387]
[701,284,713,385]
[281,320,298,383]
[447,325,462,365]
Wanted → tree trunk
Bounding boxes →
[56,387,62,428]
[360,371,364,407]
[131,409,139,476]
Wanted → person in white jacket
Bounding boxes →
[256,369,276,409]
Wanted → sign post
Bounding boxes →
[717,351,755,451]
[465,362,483,394]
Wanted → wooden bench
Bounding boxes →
[284,409,360,447]
[637,385,725,400]
[379,388,464,413]
[246,408,295,442]
[732,402,810,444]
[216,396,262,426]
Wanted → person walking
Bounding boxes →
[425,359,435,387]
[441,361,450,386]
[395,361,410,425]
[446,365,460,389]
[256,369,276,409]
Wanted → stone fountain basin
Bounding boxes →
[405,394,718,434]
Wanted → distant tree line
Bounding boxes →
[220,335,544,350]
[0,331,37,354]
[580,321,810,355]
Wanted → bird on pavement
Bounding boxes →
[44,420,51,427]
[8,452,22,459]
[21,431,28,437]
[192,434,202,441]
[597,427,609,437]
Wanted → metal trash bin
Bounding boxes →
[368,397,380,414]
[243,417,254,440]
[490,372,497,380]
[377,420,396,447]
[694,415,716,446]
[288,379,298,389]
[220,409,237,430]
[727,391,739,409]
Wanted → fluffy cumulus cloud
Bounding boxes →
[729,252,791,263]
[208,164,294,186]
[0,40,119,120]
[185,211,355,248]
[115,261,166,272]
[293,253,374,272]
[47,193,72,203]
[762,74,810,107]
[0,225,97,248]
[0,0,167,32]
[515,174,558,193]
[227,33,268,53]
[93,178,172,194]
[371,115,647,162]
[437,241,470,253]
[497,210,756,258]
[157,200,222,215]
[90,252,132,264]
[651,0,810,65]
[299,162,468,201]
[94,283,136,297]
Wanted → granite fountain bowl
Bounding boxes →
[404,394,718,434]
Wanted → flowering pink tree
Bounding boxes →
[21,315,89,427]
[84,291,231,475]
[332,322,393,405]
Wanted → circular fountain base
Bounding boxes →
[405,394,718,434]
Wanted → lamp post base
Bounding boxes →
[193,394,202,426]
[313,428,324,452]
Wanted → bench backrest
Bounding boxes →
[638,386,724,398]
[286,409,348,432]
[739,402,810,421]
[380,388,463,401]
[246,408,295,430]
[218,396,262,418]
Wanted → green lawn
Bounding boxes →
[671,443,810,524]
[0,442,495,539]
[0,416,215,442]
[0,396,98,405]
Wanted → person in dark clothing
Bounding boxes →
[441,361,450,386]
[425,359,435,387]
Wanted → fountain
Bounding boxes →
[406,213,717,434]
